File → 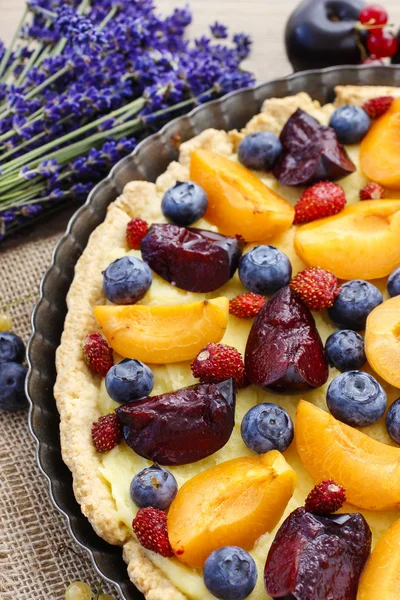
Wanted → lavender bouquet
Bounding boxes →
[0,0,254,241]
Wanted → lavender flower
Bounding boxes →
[0,0,255,242]
[210,21,228,39]
[54,6,107,50]
[233,33,253,59]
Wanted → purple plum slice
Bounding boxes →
[140,223,245,293]
[272,109,356,186]
[115,379,235,465]
[245,286,328,393]
[264,507,372,600]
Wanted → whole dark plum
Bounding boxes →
[285,0,366,72]
[116,379,235,465]
[264,507,371,600]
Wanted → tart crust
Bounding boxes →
[54,85,399,599]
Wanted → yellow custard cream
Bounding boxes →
[96,147,400,599]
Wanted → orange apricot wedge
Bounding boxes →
[365,295,400,389]
[294,199,400,279]
[357,518,400,600]
[296,400,400,511]
[190,149,294,241]
[94,297,228,364]
[168,450,297,568]
[360,97,400,189]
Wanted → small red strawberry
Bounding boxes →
[126,218,149,250]
[359,182,384,200]
[91,413,122,453]
[191,342,247,388]
[229,292,265,319]
[290,267,341,311]
[132,507,174,557]
[305,480,346,515]
[362,96,394,119]
[294,182,346,225]
[82,332,113,376]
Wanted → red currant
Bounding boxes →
[367,30,398,58]
[359,4,388,26]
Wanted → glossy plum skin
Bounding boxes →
[245,286,328,393]
[264,507,371,600]
[140,223,245,293]
[285,0,366,72]
[116,379,235,465]
[272,109,356,187]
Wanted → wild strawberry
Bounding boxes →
[294,182,346,225]
[362,95,394,119]
[82,332,113,376]
[359,182,384,200]
[290,267,341,311]
[191,342,247,388]
[229,292,265,318]
[305,480,346,515]
[132,507,174,557]
[91,413,122,453]
[126,218,149,250]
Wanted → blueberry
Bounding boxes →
[161,181,208,226]
[0,362,28,411]
[103,256,152,304]
[325,330,366,372]
[238,132,282,171]
[203,546,257,600]
[386,398,400,444]
[388,266,400,297]
[0,332,25,364]
[105,358,154,403]
[329,105,371,145]
[130,464,178,509]
[328,280,383,331]
[241,403,294,454]
[238,245,292,295]
[327,370,386,427]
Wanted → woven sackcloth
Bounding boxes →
[0,217,118,600]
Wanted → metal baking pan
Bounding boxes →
[26,65,400,600]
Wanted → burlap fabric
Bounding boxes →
[0,215,118,600]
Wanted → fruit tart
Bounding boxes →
[55,84,400,600]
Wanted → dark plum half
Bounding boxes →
[264,507,371,600]
[272,109,356,186]
[140,223,245,293]
[245,286,328,393]
[116,379,235,465]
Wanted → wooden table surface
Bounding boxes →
[0,0,300,79]
[2,0,400,81]
[0,0,394,80]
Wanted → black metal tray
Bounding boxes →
[26,65,400,600]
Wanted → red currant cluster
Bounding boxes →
[359,3,398,62]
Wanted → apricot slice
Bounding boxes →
[365,295,400,389]
[357,518,400,599]
[296,400,400,511]
[360,97,400,189]
[294,199,400,279]
[190,149,294,241]
[94,298,228,364]
[168,450,297,568]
